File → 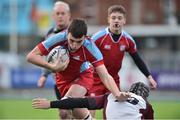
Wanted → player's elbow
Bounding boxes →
[26,52,33,63]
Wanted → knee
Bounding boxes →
[59,109,72,119]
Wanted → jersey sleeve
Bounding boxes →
[91,29,107,47]
[83,39,104,67]
[123,31,137,54]
[37,31,68,55]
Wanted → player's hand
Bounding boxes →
[148,75,157,89]
[32,98,50,109]
[115,92,131,102]
[51,56,70,72]
[37,76,47,88]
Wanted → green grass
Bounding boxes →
[152,101,180,119]
[0,99,180,119]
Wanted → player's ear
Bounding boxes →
[107,15,110,24]
[123,17,126,24]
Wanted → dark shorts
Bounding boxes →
[54,84,61,100]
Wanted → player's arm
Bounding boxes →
[32,96,103,110]
[41,68,52,77]
[26,46,68,72]
[26,47,55,71]
[130,52,157,89]
[95,65,130,101]
[37,68,52,87]
[86,40,130,101]
[27,31,69,71]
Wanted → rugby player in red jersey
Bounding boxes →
[27,18,130,119]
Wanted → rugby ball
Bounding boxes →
[47,46,69,63]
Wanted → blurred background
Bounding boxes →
[0,0,180,119]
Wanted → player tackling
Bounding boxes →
[26,18,130,119]
[32,82,154,119]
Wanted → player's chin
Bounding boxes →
[112,28,120,32]
[70,48,78,52]
[57,22,64,27]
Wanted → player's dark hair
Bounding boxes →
[108,5,126,17]
[129,82,150,98]
[68,18,87,38]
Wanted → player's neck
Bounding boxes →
[57,25,68,32]
[109,28,122,35]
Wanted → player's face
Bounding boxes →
[53,5,71,29]
[108,12,126,33]
[67,33,84,52]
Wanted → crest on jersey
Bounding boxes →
[120,45,126,51]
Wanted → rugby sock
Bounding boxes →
[84,113,92,120]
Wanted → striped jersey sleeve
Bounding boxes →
[83,39,104,67]
[38,31,68,55]
[123,30,137,54]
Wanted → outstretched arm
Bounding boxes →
[130,52,157,89]
[32,94,108,110]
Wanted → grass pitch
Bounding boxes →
[0,99,180,119]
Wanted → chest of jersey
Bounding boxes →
[97,35,129,74]
[57,47,88,81]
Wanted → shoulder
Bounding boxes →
[83,38,103,59]
[46,27,54,36]
[42,31,68,47]
[83,38,95,47]
[130,93,144,101]
[130,93,146,107]
[91,28,108,42]
[83,38,99,51]
[122,30,135,41]
[52,30,68,40]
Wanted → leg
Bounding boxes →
[54,85,65,119]
[54,85,73,119]
[89,93,96,118]
[89,84,108,119]
[59,109,73,119]
[65,84,91,119]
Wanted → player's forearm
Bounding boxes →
[41,68,52,77]
[103,75,121,97]
[27,53,54,71]
[95,65,121,97]
[95,64,131,100]
[50,98,97,110]
[130,52,151,77]
[131,52,157,89]
[27,55,52,70]
[98,72,120,97]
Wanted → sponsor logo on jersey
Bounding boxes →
[104,45,111,50]
[120,45,126,51]
[72,56,80,60]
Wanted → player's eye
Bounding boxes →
[61,12,65,16]
[70,39,83,44]
[111,17,116,20]
[118,16,123,20]
[76,40,83,44]
[56,12,60,15]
